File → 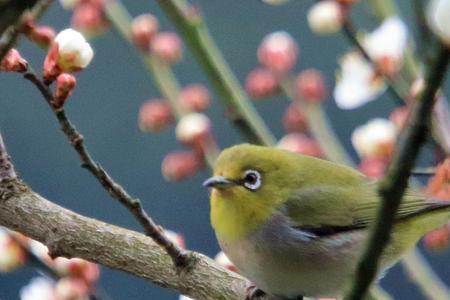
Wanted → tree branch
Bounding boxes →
[345,43,450,300]
[22,69,190,269]
[0,180,251,300]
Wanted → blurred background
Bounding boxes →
[0,0,449,299]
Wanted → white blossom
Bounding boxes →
[20,277,55,300]
[351,118,396,158]
[334,52,385,109]
[363,17,408,63]
[55,28,94,70]
[175,113,211,144]
[427,0,450,46]
[307,1,343,34]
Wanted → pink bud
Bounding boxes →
[71,2,109,37]
[214,251,237,273]
[54,257,100,287]
[257,31,299,74]
[131,14,159,51]
[423,226,450,251]
[164,230,186,249]
[245,68,278,99]
[55,73,77,107]
[150,32,183,64]
[277,133,323,157]
[0,49,28,72]
[295,69,326,102]
[178,84,211,112]
[389,106,410,130]
[161,151,200,181]
[358,157,388,178]
[54,278,89,300]
[29,25,56,48]
[282,104,308,133]
[175,113,212,149]
[138,99,174,132]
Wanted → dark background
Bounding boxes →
[0,1,449,299]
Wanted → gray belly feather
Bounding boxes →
[218,213,368,298]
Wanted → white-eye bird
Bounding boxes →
[203,144,450,299]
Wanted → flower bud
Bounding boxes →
[54,278,89,300]
[277,133,323,157]
[178,84,211,112]
[131,14,159,51]
[245,67,278,99]
[307,1,343,34]
[54,257,100,286]
[0,230,26,272]
[351,118,396,159]
[0,48,28,72]
[161,151,200,181]
[71,2,109,37]
[43,28,94,81]
[164,230,186,249]
[295,69,326,102]
[427,0,450,47]
[257,31,299,75]
[282,104,308,133]
[214,251,237,272]
[427,158,450,200]
[358,157,388,178]
[150,32,183,64]
[55,73,77,107]
[175,113,212,148]
[423,226,450,251]
[28,239,52,264]
[138,99,174,132]
[28,25,56,48]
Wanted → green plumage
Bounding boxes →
[207,144,450,298]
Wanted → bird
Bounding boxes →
[203,144,450,299]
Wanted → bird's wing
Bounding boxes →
[283,180,444,237]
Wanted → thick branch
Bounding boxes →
[345,43,450,300]
[0,178,250,300]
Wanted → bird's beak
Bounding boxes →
[202,176,236,189]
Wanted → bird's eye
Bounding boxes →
[242,170,262,191]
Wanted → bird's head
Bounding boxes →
[204,144,302,240]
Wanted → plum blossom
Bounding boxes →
[20,277,56,300]
[427,0,450,46]
[334,17,408,109]
[43,28,94,80]
[351,118,396,159]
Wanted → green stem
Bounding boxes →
[402,248,450,300]
[156,0,276,146]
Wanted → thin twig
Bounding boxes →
[0,0,53,61]
[344,43,450,300]
[22,68,190,269]
[156,0,276,146]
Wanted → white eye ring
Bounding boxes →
[242,170,262,191]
